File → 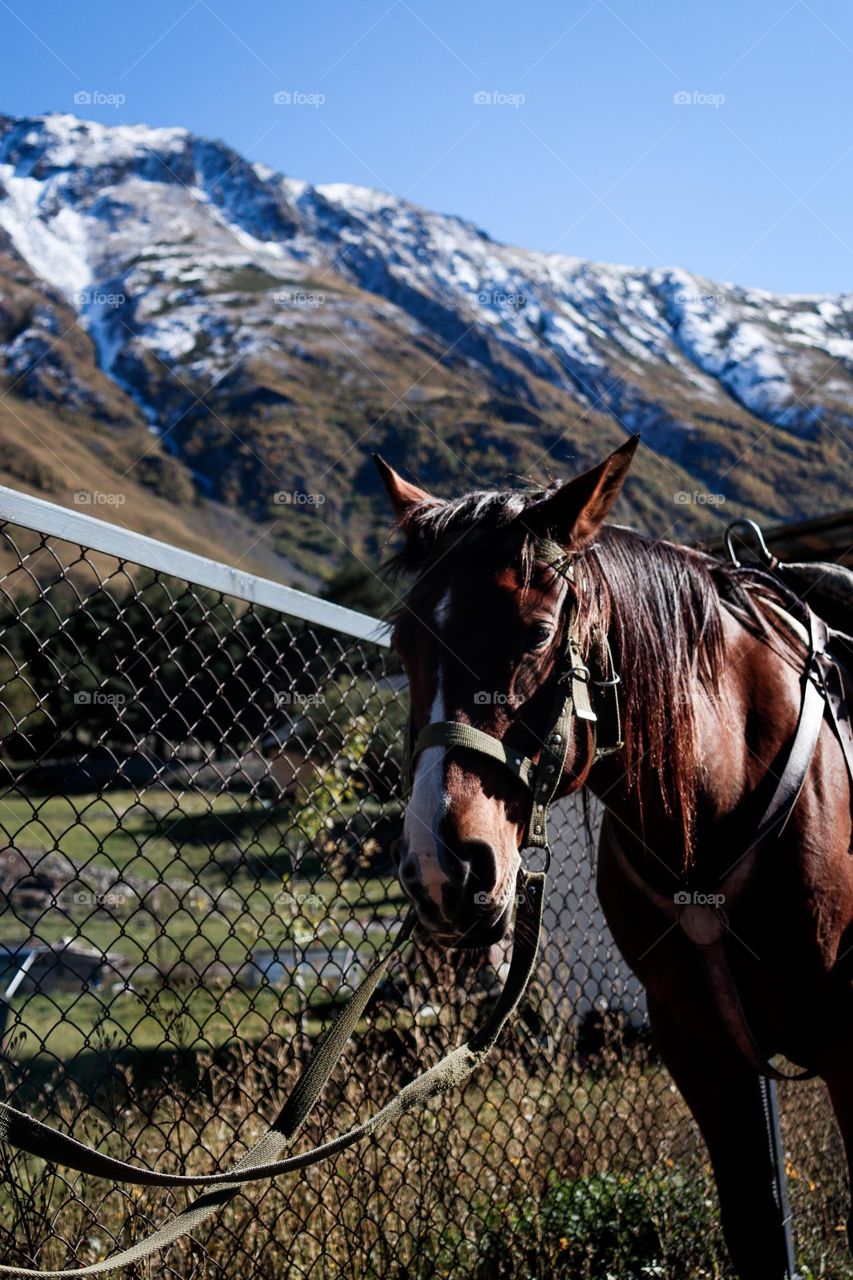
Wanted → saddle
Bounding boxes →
[729,522,853,769]
[777,558,853,682]
[777,559,853,641]
[727,517,853,654]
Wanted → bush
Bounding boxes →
[475,1168,723,1280]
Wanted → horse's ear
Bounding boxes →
[373,454,436,525]
[523,435,640,547]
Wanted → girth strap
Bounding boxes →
[688,913,814,1083]
[0,871,545,1277]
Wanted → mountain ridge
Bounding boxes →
[0,110,849,580]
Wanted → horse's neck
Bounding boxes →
[586,603,800,878]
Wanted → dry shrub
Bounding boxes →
[2,1013,850,1279]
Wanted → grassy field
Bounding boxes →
[6,987,311,1062]
[0,786,400,883]
[0,786,406,1062]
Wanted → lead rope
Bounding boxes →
[0,872,545,1277]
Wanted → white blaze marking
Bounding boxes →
[434,590,452,628]
[404,589,451,898]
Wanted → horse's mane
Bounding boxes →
[388,483,795,856]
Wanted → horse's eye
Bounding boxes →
[528,624,552,651]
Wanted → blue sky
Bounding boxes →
[1,0,852,294]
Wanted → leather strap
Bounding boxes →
[602,600,843,1083]
[525,676,577,852]
[821,632,853,791]
[604,814,814,1082]
[690,912,814,1082]
[730,607,831,871]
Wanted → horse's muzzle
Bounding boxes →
[391,835,515,948]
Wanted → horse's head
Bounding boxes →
[378,438,638,947]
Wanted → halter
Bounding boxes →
[405,538,622,858]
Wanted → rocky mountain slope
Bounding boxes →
[0,111,850,581]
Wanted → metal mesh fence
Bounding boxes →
[0,501,848,1280]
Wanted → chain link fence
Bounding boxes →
[0,488,848,1279]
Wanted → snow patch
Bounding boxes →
[28,113,188,170]
[0,166,91,297]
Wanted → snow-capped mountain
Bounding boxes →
[0,111,849,574]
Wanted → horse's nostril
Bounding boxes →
[448,838,498,894]
[395,845,426,892]
[393,832,509,944]
[400,860,420,887]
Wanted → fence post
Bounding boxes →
[0,951,37,1054]
[759,1076,799,1279]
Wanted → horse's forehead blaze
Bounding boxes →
[404,623,441,724]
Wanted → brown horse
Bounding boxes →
[376,439,853,1279]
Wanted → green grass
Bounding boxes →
[5,986,319,1061]
[0,786,293,878]
[0,786,407,1059]
[0,786,400,880]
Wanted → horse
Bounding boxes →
[374,438,853,1280]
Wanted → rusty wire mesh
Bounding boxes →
[0,512,848,1280]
